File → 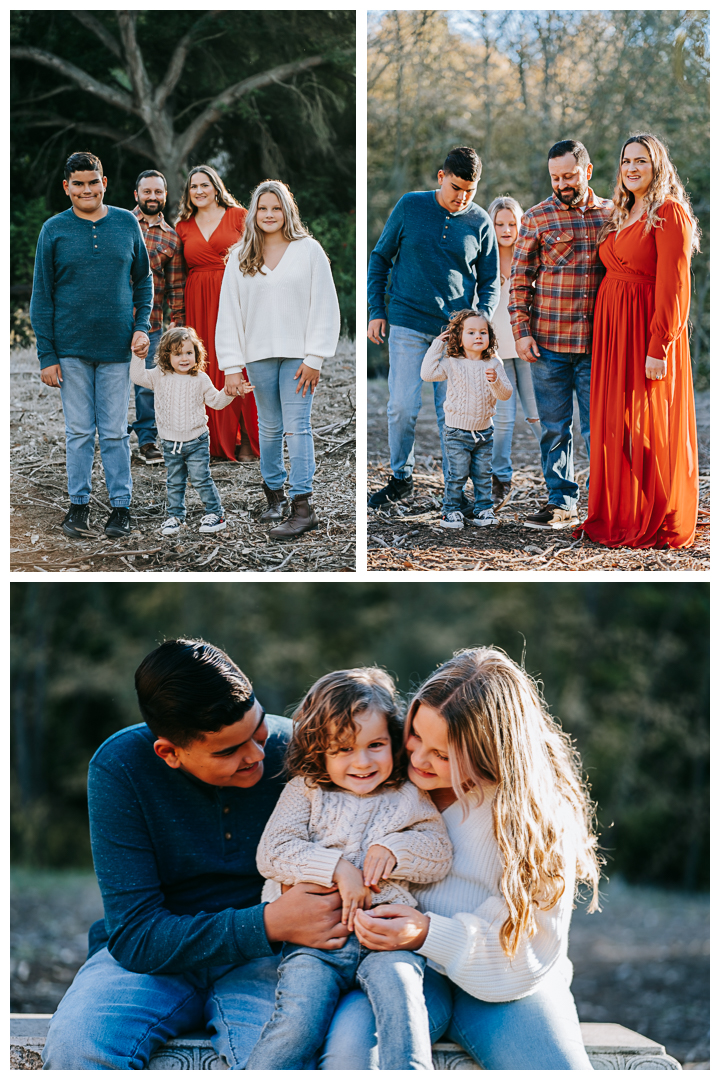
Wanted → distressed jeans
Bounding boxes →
[387,325,447,479]
[530,346,591,512]
[492,356,542,482]
[128,329,161,447]
[250,358,315,497]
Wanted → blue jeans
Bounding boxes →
[128,329,161,447]
[161,432,222,519]
[530,346,591,511]
[58,356,132,507]
[248,936,431,1070]
[388,325,447,479]
[443,426,493,514]
[41,947,281,1070]
[492,356,542,482]
[250,358,315,498]
[320,961,592,1071]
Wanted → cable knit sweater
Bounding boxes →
[215,236,341,374]
[257,776,453,908]
[414,788,577,1003]
[130,352,233,443]
[421,338,513,431]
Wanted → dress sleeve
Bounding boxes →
[420,337,449,382]
[214,259,246,375]
[255,777,343,887]
[648,201,693,359]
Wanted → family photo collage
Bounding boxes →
[9,7,711,1076]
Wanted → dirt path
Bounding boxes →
[10,342,356,573]
[367,378,710,572]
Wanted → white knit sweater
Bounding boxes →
[130,353,233,443]
[215,236,341,374]
[257,776,453,908]
[421,338,513,431]
[414,788,576,1003]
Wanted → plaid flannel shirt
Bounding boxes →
[508,188,613,354]
[133,207,185,332]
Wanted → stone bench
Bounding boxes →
[10,1014,682,1069]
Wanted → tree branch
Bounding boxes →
[154,13,222,110]
[116,12,153,107]
[17,114,155,160]
[70,12,122,58]
[10,46,138,115]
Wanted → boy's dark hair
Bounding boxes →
[136,169,167,191]
[443,146,481,182]
[135,639,255,747]
[548,140,590,169]
[285,668,407,789]
[65,151,103,181]
[445,309,499,360]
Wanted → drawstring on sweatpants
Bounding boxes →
[170,440,184,455]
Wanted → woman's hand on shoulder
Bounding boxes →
[354,904,430,952]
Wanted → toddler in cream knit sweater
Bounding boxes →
[421,309,513,529]
[246,668,453,1071]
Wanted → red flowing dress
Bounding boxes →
[176,206,259,461]
[576,200,697,548]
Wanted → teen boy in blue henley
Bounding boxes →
[29,151,153,539]
[367,146,501,508]
[42,640,349,1071]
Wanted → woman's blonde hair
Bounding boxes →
[230,179,310,277]
[176,165,242,222]
[407,647,602,959]
[444,309,498,361]
[155,326,207,375]
[598,133,700,252]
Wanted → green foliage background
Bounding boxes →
[11,582,709,891]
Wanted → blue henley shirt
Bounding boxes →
[86,716,292,975]
[367,190,500,337]
[30,205,153,369]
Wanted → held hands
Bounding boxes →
[363,844,397,890]
[367,319,387,345]
[333,857,374,931]
[263,882,349,951]
[294,363,320,397]
[645,355,667,381]
[224,371,256,397]
[40,364,63,388]
[132,331,150,360]
[354,904,430,952]
[516,335,541,364]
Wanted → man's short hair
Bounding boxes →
[136,169,167,191]
[548,140,590,169]
[64,151,103,181]
[443,146,482,182]
[135,639,256,748]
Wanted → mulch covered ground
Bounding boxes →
[10,342,356,573]
[367,378,710,573]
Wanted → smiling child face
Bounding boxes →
[324,708,394,795]
[170,338,197,374]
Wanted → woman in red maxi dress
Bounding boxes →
[175,166,259,462]
[576,134,700,549]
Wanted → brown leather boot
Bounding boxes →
[269,493,319,539]
[259,482,290,523]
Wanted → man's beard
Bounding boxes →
[555,183,587,207]
[139,197,165,216]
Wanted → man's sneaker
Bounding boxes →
[161,516,185,537]
[368,475,413,508]
[105,507,131,538]
[138,443,164,465]
[492,475,512,502]
[440,511,465,530]
[524,504,579,530]
[199,512,227,533]
[61,504,91,538]
[469,508,497,527]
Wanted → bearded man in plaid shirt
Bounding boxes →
[130,170,185,464]
[509,140,612,530]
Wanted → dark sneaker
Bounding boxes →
[524,504,579,530]
[105,507,132,538]
[61,504,91,538]
[440,510,465,530]
[138,443,164,465]
[368,475,413,508]
[161,516,185,537]
[469,508,497,527]
[199,512,227,533]
[492,475,512,502]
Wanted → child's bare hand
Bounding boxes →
[439,330,450,341]
[363,845,397,890]
[225,372,255,397]
[333,858,373,930]
[485,368,498,383]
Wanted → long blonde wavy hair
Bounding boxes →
[407,647,602,959]
[230,180,310,277]
[175,165,242,222]
[598,133,700,252]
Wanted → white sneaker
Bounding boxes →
[469,508,498,527]
[440,511,465,530]
[199,512,227,533]
[161,516,184,536]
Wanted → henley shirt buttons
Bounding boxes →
[223,805,230,814]
[225,832,232,840]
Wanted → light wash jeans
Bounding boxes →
[387,325,447,479]
[128,329,161,447]
[250,358,314,498]
[492,355,542,483]
[58,356,132,507]
[247,936,432,1070]
[443,426,493,514]
[530,345,592,512]
[320,961,593,1071]
[41,947,281,1070]
[161,432,223,519]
